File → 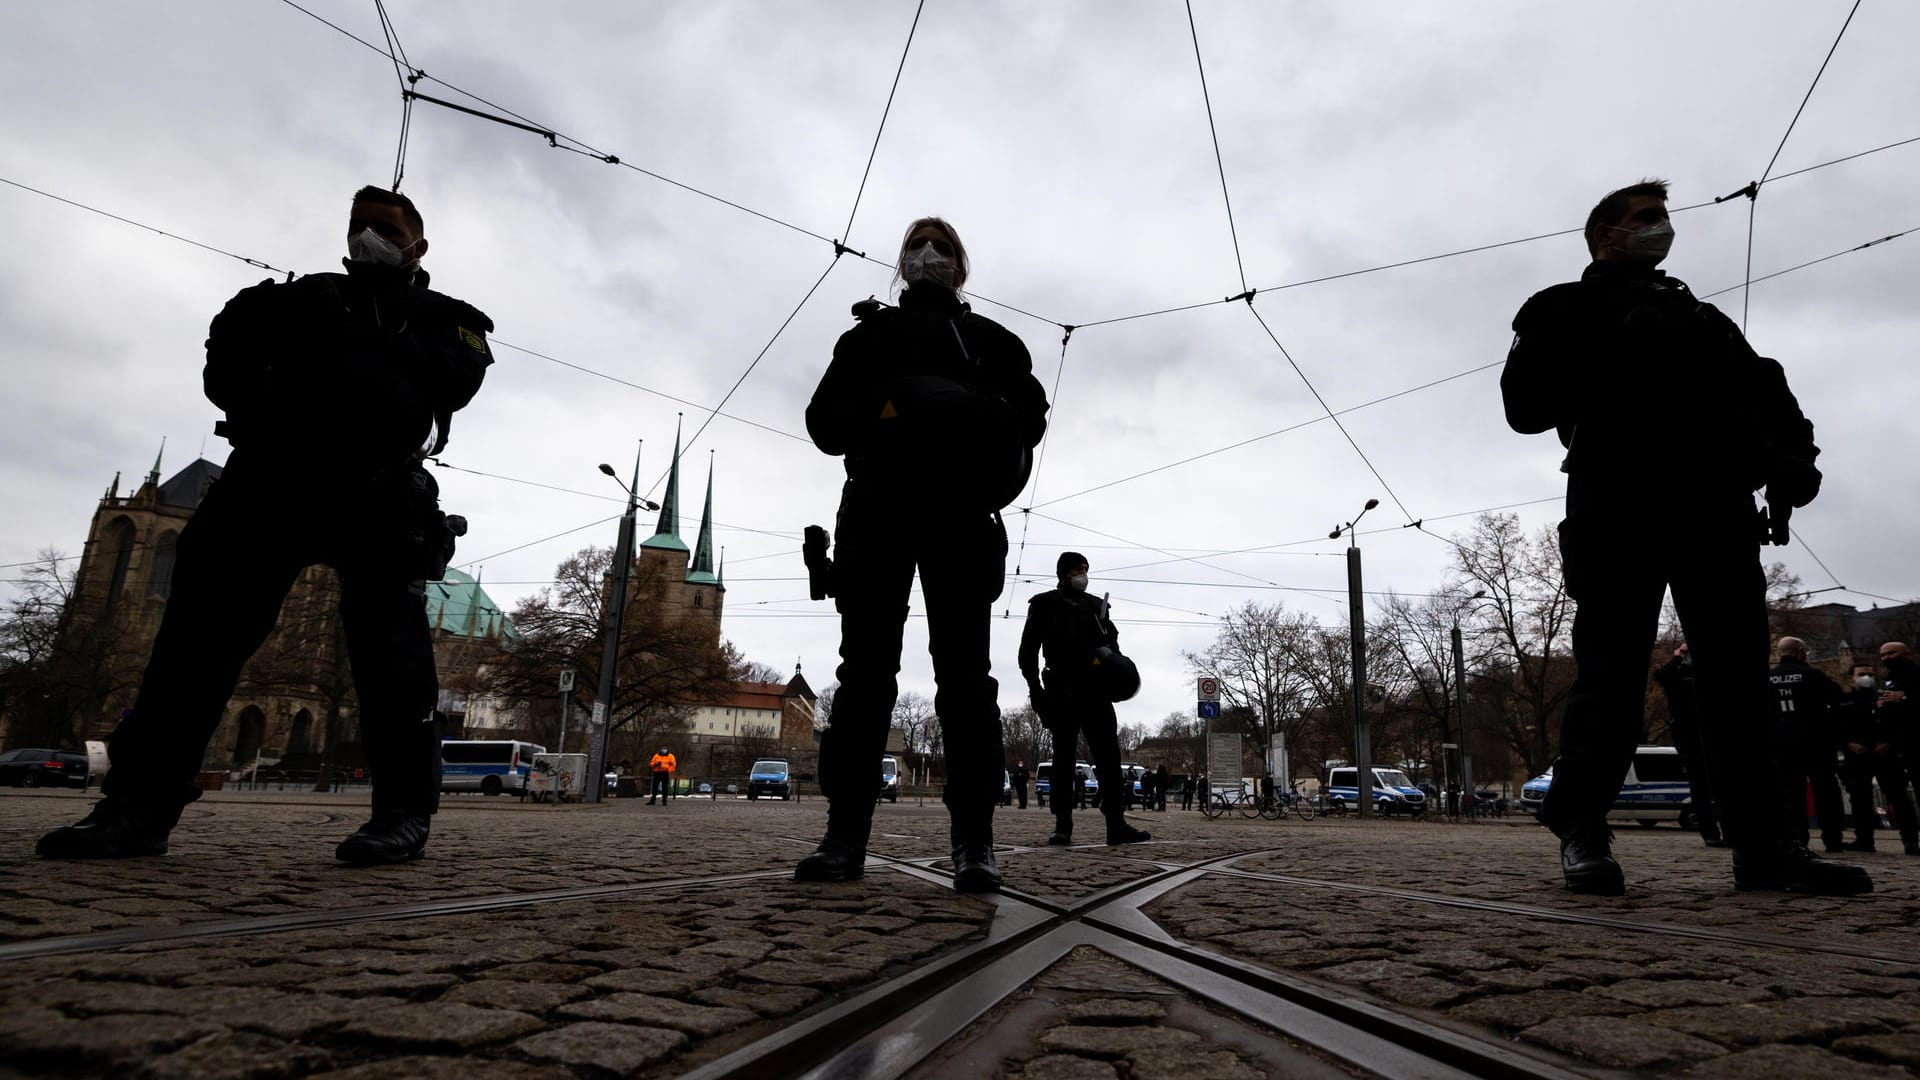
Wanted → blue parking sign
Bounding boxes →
[1198,701,1219,719]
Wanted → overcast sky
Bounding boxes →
[3,1,1915,731]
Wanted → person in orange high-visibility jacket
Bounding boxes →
[647,748,677,805]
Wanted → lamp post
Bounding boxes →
[1451,589,1488,815]
[1330,498,1379,819]
[585,448,658,804]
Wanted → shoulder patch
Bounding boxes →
[457,326,488,352]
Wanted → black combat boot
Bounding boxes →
[1105,796,1150,845]
[335,811,431,865]
[796,812,872,882]
[1733,843,1872,895]
[1557,824,1625,896]
[1047,811,1073,846]
[37,798,180,859]
[950,816,1002,893]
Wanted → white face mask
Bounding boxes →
[1857,675,1877,690]
[1607,220,1674,266]
[900,242,955,287]
[1067,574,1089,592]
[348,226,416,269]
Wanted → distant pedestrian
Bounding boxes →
[1137,768,1155,813]
[1155,764,1170,811]
[1011,760,1030,809]
[1770,637,1847,852]
[1836,660,1920,853]
[647,747,676,805]
[1652,644,1725,847]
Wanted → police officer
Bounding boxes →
[1020,553,1152,847]
[1010,759,1030,809]
[39,186,492,865]
[1770,637,1847,852]
[1502,178,1866,896]
[796,217,1048,891]
[1878,641,1920,819]
[1650,643,1725,847]
[1836,659,1920,854]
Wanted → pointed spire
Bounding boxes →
[641,416,689,555]
[718,546,725,590]
[147,437,167,486]
[687,451,719,585]
[106,471,121,501]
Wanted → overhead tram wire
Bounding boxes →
[1697,225,1917,300]
[1736,0,1863,331]
[838,0,926,246]
[0,177,291,279]
[372,0,419,190]
[1004,325,1077,617]
[1184,0,1249,294]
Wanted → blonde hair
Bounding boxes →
[894,217,969,291]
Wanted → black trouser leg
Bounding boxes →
[1074,698,1126,826]
[1880,756,1920,845]
[920,532,1002,843]
[1669,713,1721,837]
[650,774,668,801]
[340,567,440,817]
[1050,722,1079,834]
[1670,535,1791,853]
[1799,742,1846,847]
[817,518,916,846]
[1540,522,1664,835]
[105,471,303,808]
[1015,784,1026,809]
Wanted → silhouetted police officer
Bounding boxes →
[797,217,1048,892]
[1021,552,1151,848]
[1650,644,1725,847]
[39,186,492,865]
[1770,637,1847,852]
[1010,759,1030,809]
[1836,660,1920,853]
[1502,178,1866,896]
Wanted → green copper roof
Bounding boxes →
[640,418,687,553]
[427,568,517,642]
[686,456,719,585]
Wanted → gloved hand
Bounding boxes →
[1027,681,1051,719]
[1766,456,1822,509]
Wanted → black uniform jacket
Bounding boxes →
[204,261,493,466]
[1020,588,1119,687]
[1835,688,1899,750]
[1769,658,1844,743]
[806,286,1047,505]
[1501,261,1817,509]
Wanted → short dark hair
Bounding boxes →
[352,185,424,235]
[1584,178,1668,256]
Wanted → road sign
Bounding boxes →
[1198,701,1220,719]
[558,670,576,692]
[1197,677,1219,702]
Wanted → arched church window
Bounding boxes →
[101,517,136,615]
[147,531,179,598]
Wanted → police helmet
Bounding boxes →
[1090,646,1141,703]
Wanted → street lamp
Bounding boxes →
[584,447,656,803]
[1330,498,1379,819]
[1451,589,1488,815]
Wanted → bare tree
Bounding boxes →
[0,549,146,749]
[1183,601,1332,775]
[478,545,734,753]
[1001,703,1045,770]
[1448,513,1576,776]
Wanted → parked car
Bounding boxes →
[0,748,88,788]
[1519,747,1697,829]
[1325,765,1428,816]
[748,758,793,800]
[440,739,545,796]
[879,755,901,802]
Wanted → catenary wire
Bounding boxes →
[1697,225,1915,300]
[0,176,290,278]
[839,0,926,245]
[1184,0,1249,293]
[373,0,416,190]
[1741,0,1863,330]
[1003,329,1077,617]
[1245,302,1414,523]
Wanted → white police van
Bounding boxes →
[1518,746,1697,828]
[440,739,544,796]
[1326,765,1428,816]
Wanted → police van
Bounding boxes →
[879,755,901,802]
[440,739,544,796]
[747,758,792,800]
[1035,761,1098,808]
[1518,746,1697,828]
[1326,766,1428,816]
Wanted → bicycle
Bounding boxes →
[1199,786,1245,820]
[1247,783,1318,821]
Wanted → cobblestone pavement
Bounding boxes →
[1,789,1916,1077]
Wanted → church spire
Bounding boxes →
[147,437,166,486]
[686,452,719,585]
[639,415,689,555]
